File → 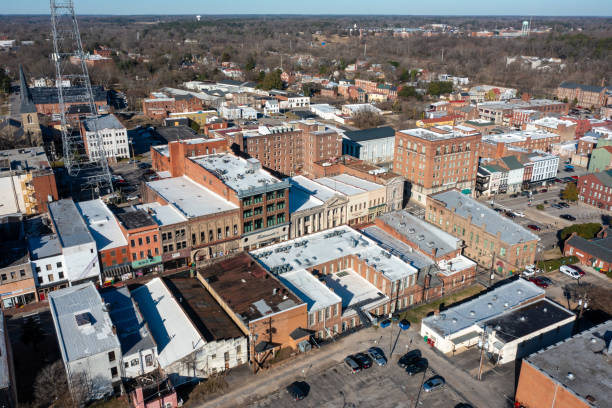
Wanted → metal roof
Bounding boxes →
[344,126,396,143]
[48,199,95,248]
[82,114,125,131]
[29,85,107,105]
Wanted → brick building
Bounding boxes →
[556,81,608,108]
[354,79,398,101]
[477,99,568,125]
[142,91,206,119]
[577,170,612,210]
[294,120,343,177]
[564,227,612,272]
[394,126,482,205]
[515,320,612,408]
[151,137,228,176]
[115,209,162,276]
[427,190,540,275]
[529,117,577,142]
[0,241,36,309]
[480,130,560,159]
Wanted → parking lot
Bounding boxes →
[247,352,468,408]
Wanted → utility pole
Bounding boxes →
[478,325,488,381]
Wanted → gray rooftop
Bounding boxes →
[83,114,125,132]
[100,287,156,357]
[361,225,434,270]
[28,234,62,260]
[525,320,612,407]
[49,282,121,363]
[378,210,462,258]
[48,199,95,248]
[344,126,396,143]
[0,146,52,177]
[431,190,539,245]
[422,279,544,337]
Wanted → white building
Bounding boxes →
[218,104,242,120]
[240,106,258,120]
[342,104,383,117]
[100,287,158,379]
[420,280,574,365]
[27,234,68,298]
[342,126,396,165]
[287,94,310,109]
[522,151,559,183]
[82,114,129,163]
[49,282,122,400]
[132,278,247,386]
[264,99,279,116]
[310,103,342,121]
[48,199,101,285]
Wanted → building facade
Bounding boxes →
[81,115,130,163]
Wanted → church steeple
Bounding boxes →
[19,65,37,114]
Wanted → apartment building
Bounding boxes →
[115,209,162,276]
[81,114,129,163]
[143,91,206,119]
[394,126,482,205]
[477,99,568,125]
[0,241,36,309]
[427,190,540,274]
[293,120,343,177]
[480,130,560,159]
[577,170,612,210]
[0,147,58,216]
[556,81,608,108]
[27,234,68,301]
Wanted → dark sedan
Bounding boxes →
[406,358,428,376]
[353,352,372,369]
[560,214,576,221]
[398,349,422,368]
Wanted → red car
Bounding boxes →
[528,277,549,288]
[527,224,541,231]
[571,176,579,180]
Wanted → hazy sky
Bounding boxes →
[3,0,611,16]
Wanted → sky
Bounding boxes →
[3,0,611,16]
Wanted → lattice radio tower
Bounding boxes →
[50,0,113,198]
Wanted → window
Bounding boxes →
[108,351,116,362]
[234,224,238,235]
[254,206,263,215]
[110,367,118,378]
[276,201,285,210]
[35,266,41,273]
[153,235,158,242]
[2,274,7,281]
[145,354,153,367]
[138,238,143,246]
[243,209,253,218]
[37,277,43,284]
[19,269,25,277]
[276,213,285,223]
[56,262,62,268]
[267,216,275,227]
[254,219,263,230]
[130,358,139,367]
[277,190,285,198]
[58,272,65,279]
[253,194,263,203]
[46,264,52,271]
[48,274,54,282]
[266,204,275,212]
[132,253,137,261]
[244,221,253,233]
[146,236,150,244]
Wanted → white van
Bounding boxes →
[560,265,582,279]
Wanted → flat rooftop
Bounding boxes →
[398,127,477,141]
[278,269,341,313]
[28,234,62,260]
[431,190,539,245]
[164,276,245,341]
[115,209,157,231]
[315,174,383,196]
[100,286,156,356]
[192,153,285,195]
[131,278,203,369]
[48,199,94,248]
[49,282,120,362]
[422,279,544,337]
[483,130,558,144]
[378,210,461,258]
[76,199,127,251]
[0,240,29,268]
[344,126,396,142]
[486,298,574,343]
[324,270,388,316]
[83,114,125,131]
[289,176,339,213]
[146,176,238,218]
[361,226,434,270]
[525,320,612,407]
[0,146,52,176]
[135,202,188,227]
[251,226,418,282]
[197,253,303,325]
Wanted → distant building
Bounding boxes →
[49,283,122,400]
[477,99,568,125]
[528,117,577,142]
[515,320,612,408]
[0,240,36,309]
[81,114,130,163]
[480,130,560,158]
[587,146,612,173]
[556,81,608,108]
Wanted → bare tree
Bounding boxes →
[34,360,74,407]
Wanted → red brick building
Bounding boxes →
[115,210,162,276]
[577,170,612,210]
[151,137,229,176]
[556,81,608,108]
[563,227,612,272]
[143,92,206,119]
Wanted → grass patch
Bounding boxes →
[399,285,484,324]
[537,256,579,272]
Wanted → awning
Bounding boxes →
[290,327,314,341]
[451,330,480,345]
[254,341,281,353]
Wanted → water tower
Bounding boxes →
[521,20,530,36]
[196,15,201,21]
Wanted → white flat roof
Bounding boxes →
[289,176,340,212]
[483,130,558,144]
[324,270,389,313]
[135,202,187,226]
[146,176,238,218]
[76,199,127,251]
[315,174,383,196]
[131,278,204,369]
[192,153,281,192]
[422,279,544,337]
[252,226,418,282]
[437,255,477,276]
[278,269,341,313]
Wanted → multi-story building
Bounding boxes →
[143,177,241,266]
[519,151,560,186]
[311,155,406,211]
[577,170,612,210]
[142,91,206,119]
[477,99,568,125]
[196,253,307,372]
[394,126,482,205]
[49,282,123,399]
[27,234,68,301]
[354,79,398,101]
[587,146,612,173]
[528,117,577,142]
[476,155,525,196]
[564,227,612,271]
[48,199,101,285]
[293,120,343,177]
[480,130,560,158]
[427,189,540,274]
[515,320,612,408]
[342,126,395,166]
[0,241,36,309]
[76,200,130,284]
[151,137,228,176]
[556,81,608,108]
[81,115,130,163]
[115,209,162,276]
[0,147,58,216]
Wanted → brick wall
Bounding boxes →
[31,173,58,213]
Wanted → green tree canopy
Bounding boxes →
[560,223,602,241]
[259,69,283,90]
[562,182,579,202]
[398,86,417,99]
[245,55,256,71]
[427,81,453,96]
[0,68,10,94]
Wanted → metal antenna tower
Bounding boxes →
[50,0,113,199]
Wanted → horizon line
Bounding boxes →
[1,13,611,18]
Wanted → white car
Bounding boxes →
[126,194,140,201]
[522,269,535,277]
[512,211,525,217]
[560,265,584,279]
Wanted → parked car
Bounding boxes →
[521,191,531,196]
[529,276,549,288]
[367,347,387,366]
[353,353,372,369]
[537,276,553,286]
[344,356,361,373]
[560,214,576,221]
[522,269,535,277]
[558,202,570,208]
[126,194,140,201]
[379,319,391,328]
[286,381,310,401]
[398,350,422,368]
[505,211,516,218]
[399,319,411,330]
[512,211,525,217]
[406,358,428,376]
[551,203,562,209]
[494,208,503,213]
[527,224,541,231]
[423,376,445,392]
[540,188,548,193]
[560,265,584,279]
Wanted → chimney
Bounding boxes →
[432,247,438,258]
[424,274,431,288]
